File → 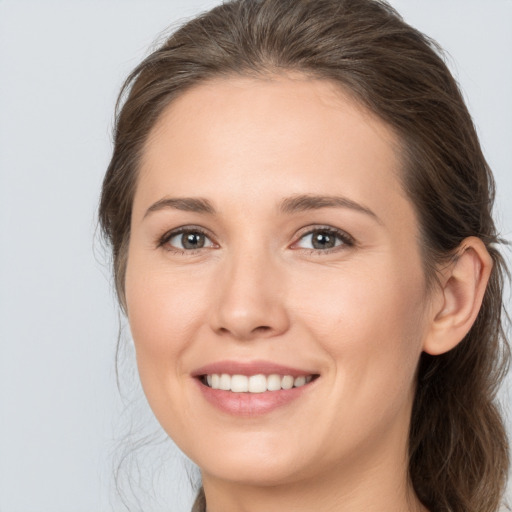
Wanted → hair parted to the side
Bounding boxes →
[99,1,510,511]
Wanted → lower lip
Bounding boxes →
[195,378,316,416]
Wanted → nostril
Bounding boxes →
[253,325,272,334]
[216,324,274,339]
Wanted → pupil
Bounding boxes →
[182,232,205,249]
[312,231,335,249]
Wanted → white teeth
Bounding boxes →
[205,373,315,392]
[267,374,282,391]
[230,374,249,392]
[281,375,294,390]
[294,376,306,387]
[219,373,231,391]
[248,374,267,393]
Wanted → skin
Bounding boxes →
[125,75,490,512]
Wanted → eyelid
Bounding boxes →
[291,225,355,252]
[157,225,217,252]
[156,224,354,254]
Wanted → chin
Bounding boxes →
[200,457,304,487]
[193,436,333,490]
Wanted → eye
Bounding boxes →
[294,227,354,251]
[160,228,215,252]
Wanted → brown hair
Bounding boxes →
[99,0,510,510]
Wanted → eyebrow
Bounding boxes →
[280,194,381,223]
[143,193,380,223]
[144,197,215,218]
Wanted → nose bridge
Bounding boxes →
[210,237,289,340]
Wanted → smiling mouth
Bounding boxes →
[200,373,319,393]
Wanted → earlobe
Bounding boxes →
[423,237,493,356]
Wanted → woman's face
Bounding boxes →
[125,75,433,487]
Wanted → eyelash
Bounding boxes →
[158,226,214,255]
[157,225,355,255]
[292,226,355,254]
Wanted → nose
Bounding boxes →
[209,248,290,341]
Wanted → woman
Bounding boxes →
[99,0,510,510]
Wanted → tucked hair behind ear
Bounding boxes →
[99,1,510,510]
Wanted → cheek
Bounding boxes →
[124,254,215,437]
[291,261,426,399]
[124,254,209,379]
[292,260,425,342]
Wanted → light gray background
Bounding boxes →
[1,1,511,511]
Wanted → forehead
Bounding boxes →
[135,74,413,228]
[143,74,401,172]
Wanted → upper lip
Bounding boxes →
[191,360,318,378]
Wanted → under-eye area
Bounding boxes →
[199,373,320,393]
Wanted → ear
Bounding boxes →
[423,237,493,356]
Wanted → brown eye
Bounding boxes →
[166,230,214,251]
